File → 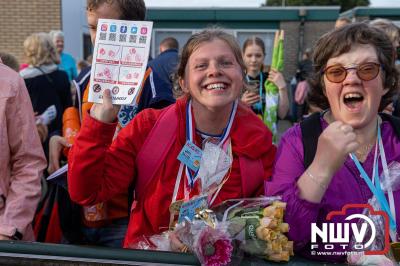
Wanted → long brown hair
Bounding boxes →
[242,36,266,72]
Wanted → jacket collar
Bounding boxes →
[19,64,58,79]
[174,96,274,159]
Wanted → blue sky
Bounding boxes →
[145,0,400,7]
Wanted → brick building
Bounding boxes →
[0,0,62,64]
[0,1,338,79]
[1,3,399,80]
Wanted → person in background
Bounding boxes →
[334,17,351,29]
[369,18,400,116]
[370,18,399,50]
[241,36,289,126]
[294,48,315,121]
[148,37,179,86]
[47,0,174,248]
[266,22,400,263]
[0,58,47,241]
[20,32,72,157]
[0,52,19,72]
[77,59,90,74]
[49,30,78,81]
[68,28,276,249]
[86,54,93,65]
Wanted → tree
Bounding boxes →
[264,0,369,12]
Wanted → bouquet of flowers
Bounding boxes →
[213,197,294,262]
[143,196,293,266]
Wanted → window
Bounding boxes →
[152,29,277,68]
[152,29,193,58]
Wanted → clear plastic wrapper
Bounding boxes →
[380,161,400,192]
[214,197,293,263]
[137,196,294,266]
[347,162,400,265]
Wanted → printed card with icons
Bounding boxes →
[89,19,153,105]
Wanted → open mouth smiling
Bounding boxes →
[205,83,227,91]
[343,92,364,110]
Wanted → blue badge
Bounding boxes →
[131,26,138,34]
[118,105,138,128]
[177,141,202,172]
[120,25,127,33]
[110,24,117,33]
[178,195,208,223]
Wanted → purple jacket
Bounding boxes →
[265,116,400,262]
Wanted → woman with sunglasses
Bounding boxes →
[266,23,400,263]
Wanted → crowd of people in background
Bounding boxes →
[1,0,400,264]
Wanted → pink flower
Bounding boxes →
[195,226,233,266]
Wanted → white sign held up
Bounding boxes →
[89,19,153,105]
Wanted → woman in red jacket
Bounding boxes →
[68,29,276,248]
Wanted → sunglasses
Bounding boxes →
[323,62,381,83]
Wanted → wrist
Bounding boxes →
[278,86,287,92]
[308,162,334,183]
[305,170,328,190]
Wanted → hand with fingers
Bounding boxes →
[0,234,11,241]
[313,121,360,177]
[169,231,189,253]
[36,123,48,143]
[298,121,360,202]
[268,69,287,91]
[90,89,121,123]
[241,91,261,106]
[48,135,71,174]
[34,112,48,143]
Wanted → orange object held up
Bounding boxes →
[62,107,81,157]
[81,83,93,121]
[81,102,93,121]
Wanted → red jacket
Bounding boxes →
[68,97,276,247]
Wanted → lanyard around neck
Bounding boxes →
[350,120,397,241]
[170,99,238,226]
[185,99,238,188]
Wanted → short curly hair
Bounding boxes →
[87,0,146,21]
[370,18,400,46]
[308,22,399,112]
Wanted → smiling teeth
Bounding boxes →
[206,83,225,90]
[344,93,362,99]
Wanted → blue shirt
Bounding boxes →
[59,52,77,81]
[148,49,178,85]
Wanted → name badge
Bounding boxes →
[178,195,208,223]
[177,140,202,172]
